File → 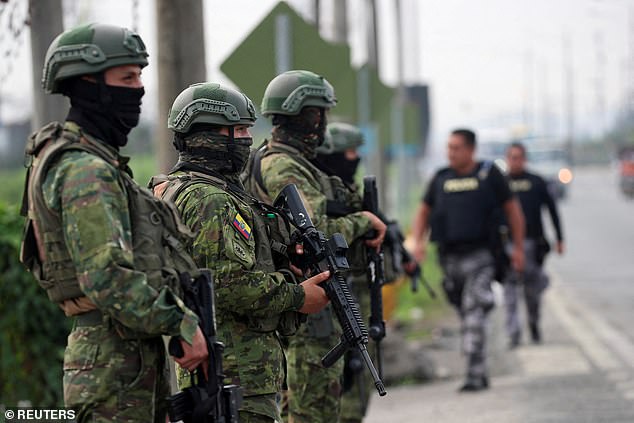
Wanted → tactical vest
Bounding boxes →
[242,141,350,339]
[20,122,200,323]
[242,141,340,204]
[429,162,498,248]
[150,170,302,335]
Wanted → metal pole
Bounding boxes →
[391,0,406,219]
[366,0,386,211]
[29,0,68,131]
[156,0,207,173]
[563,33,575,162]
[332,0,348,44]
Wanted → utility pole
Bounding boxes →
[363,0,387,210]
[29,0,68,130]
[628,4,634,116]
[391,0,406,219]
[331,0,348,44]
[594,29,606,138]
[563,33,575,162]
[156,0,207,172]
[523,48,535,135]
[313,0,321,33]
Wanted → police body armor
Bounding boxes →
[429,163,498,250]
[242,141,347,338]
[151,170,302,336]
[20,122,200,336]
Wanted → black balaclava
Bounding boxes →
[314,152,361,185]
[64,75,144,148]
[173,125,252,186]
[271,107,326,158]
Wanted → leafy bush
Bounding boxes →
[0,203,69,406]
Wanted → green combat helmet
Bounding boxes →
[42,23,148,94]
[168,82,257,134]
[261,70,337,117]
[318,122,365,154]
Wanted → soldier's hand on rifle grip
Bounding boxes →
[299,270,331,313]
[362,211,387,252]
[174,326,209,373]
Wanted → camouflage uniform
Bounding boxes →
[246,71,373,423]
[19,24,200,422]
[315,123,373,423]
[24,122,199,422]
[152,83,308,422]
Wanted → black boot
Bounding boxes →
[459,375,490,392]
[530,323,541,344]
[509,331,521,349]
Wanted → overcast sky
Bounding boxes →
[0,0,632,146]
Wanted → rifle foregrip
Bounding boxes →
[322,339,348,368]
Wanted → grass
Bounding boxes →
[390,244,451,340]
[0,167,28,208]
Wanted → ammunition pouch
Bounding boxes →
[305,306,336,339]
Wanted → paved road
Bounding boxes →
[550,167,634,343]
[365,166,634,422]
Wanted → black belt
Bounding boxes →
[74,309,103,327]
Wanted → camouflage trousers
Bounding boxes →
[177,361,283,422]
[340,274,372,423]
[440,248,495,380]
[504,239,550,339]
[284,307,343,423]
[63,314,169,422]
[240,394,282,422]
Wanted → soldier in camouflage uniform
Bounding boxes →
[243,70,387,423]
[313,122,418,422]
[19,24,208,422]
[151,82,331,423]
[313,122,371,423]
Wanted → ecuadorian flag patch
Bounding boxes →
[232,213,252,240]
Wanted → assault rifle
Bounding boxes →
[273,184,387,397]
[167,270,242,423]
[361,176,386,377]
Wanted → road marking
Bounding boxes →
[548,273,634,402]
[623,390,634,401]
[546,275,622,371]
[551,272,634,370]
[607,370,632,382]
[517,345,592,377]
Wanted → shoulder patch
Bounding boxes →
[232,212,252,240]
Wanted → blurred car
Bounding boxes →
[525,147,573,200]
[477,136,572,200]
[618,146,634,199]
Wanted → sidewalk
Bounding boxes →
[365,277,634,422]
